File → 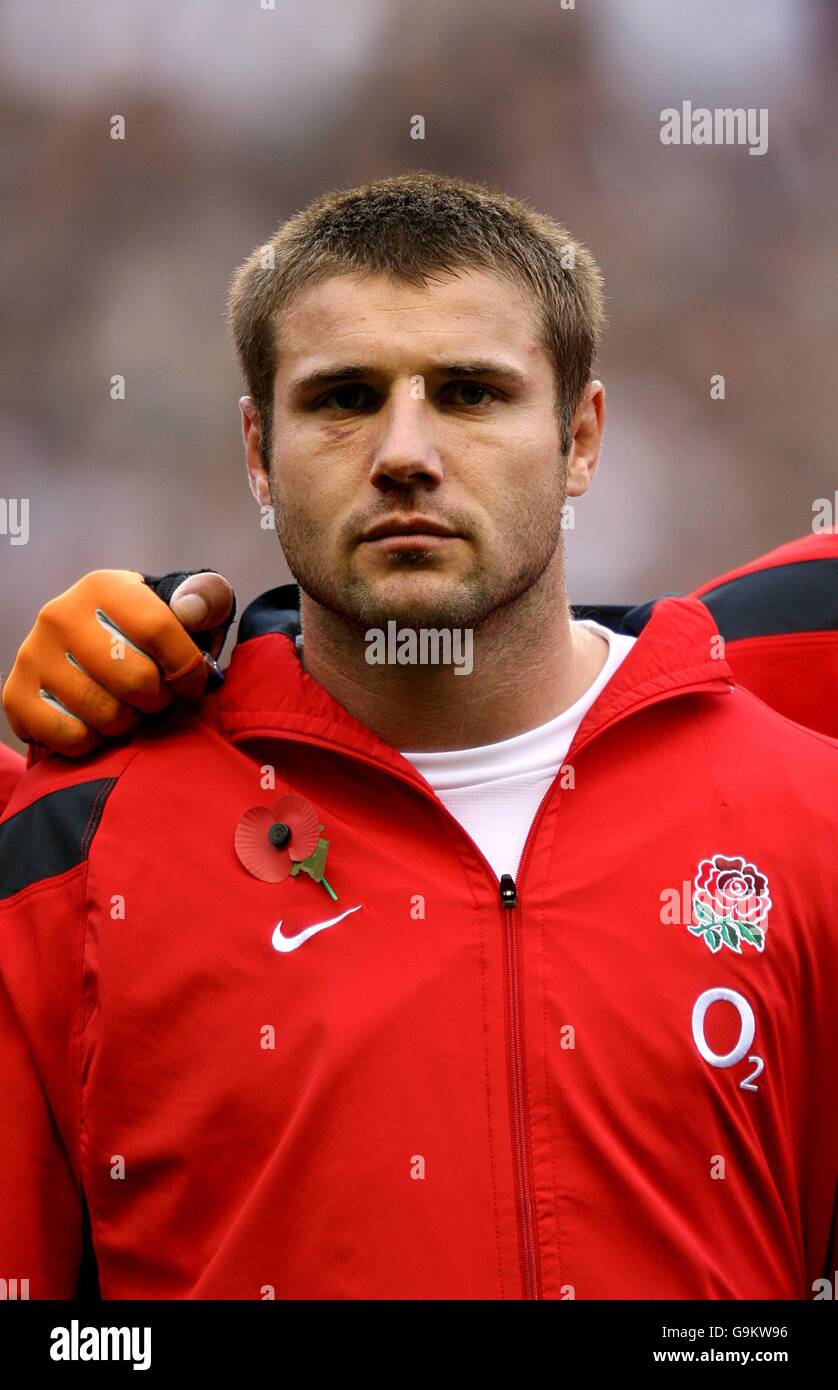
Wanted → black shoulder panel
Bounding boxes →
[698,558,838,640]
[0,777,117,899]
[597,557,838,641]
[237,583,302,644]
[571,602,635,632]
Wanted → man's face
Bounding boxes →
[244,266,602,631]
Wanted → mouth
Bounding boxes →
[361,532,460,552]
[360,517,462,551]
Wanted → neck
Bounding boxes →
[295,568,609,752]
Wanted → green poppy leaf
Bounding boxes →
[297,838,330,883]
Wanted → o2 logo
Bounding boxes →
[691,987,764,1091]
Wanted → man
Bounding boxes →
[1,172,836,1300]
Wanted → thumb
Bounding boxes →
[169,572,234,633]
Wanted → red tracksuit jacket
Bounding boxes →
[1,589,837,1300]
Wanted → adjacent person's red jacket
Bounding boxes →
[613,528,838,741]
[1,584,837,1299]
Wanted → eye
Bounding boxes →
[316,384,375,412]
[444,381,497,407]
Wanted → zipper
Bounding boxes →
[231,675,731,1298]
[499,868,539,1299]
[497,764,569,1302]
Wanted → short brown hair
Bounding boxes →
[228,171,605,461]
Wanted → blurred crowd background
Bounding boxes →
[1,0,836,751]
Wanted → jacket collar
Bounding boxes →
[215,584,733,778]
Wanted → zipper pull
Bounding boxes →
[499,873,518,908]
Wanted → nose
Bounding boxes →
[368,384,443,492]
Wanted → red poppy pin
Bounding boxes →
[235,793,338,900]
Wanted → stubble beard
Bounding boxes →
[269,468,568,637]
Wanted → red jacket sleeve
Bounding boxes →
[0,776,107,1298]
[0,929,84,1298]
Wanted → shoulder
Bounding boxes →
[721,681,838,763]
[0,704,224,902]
[698,681,838,832]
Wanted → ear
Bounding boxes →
[566,381,605,498]
[241,396,271,507]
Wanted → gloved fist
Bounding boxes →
[2,569,235,757]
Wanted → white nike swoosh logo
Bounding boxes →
[271,904,362,953]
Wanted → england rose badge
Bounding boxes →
[689,853,772,955]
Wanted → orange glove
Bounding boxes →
[2,569,235,757]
